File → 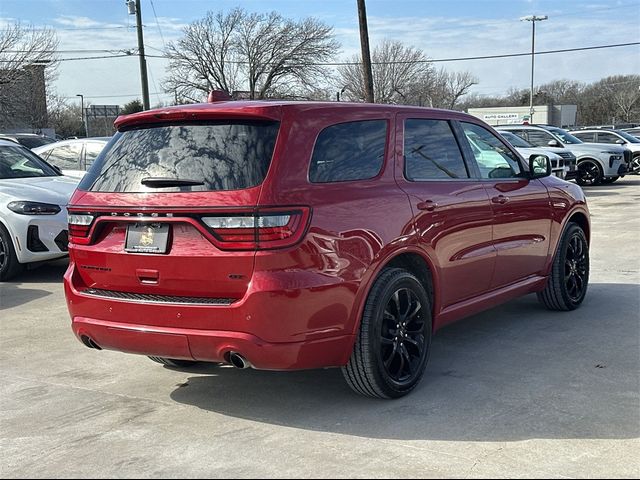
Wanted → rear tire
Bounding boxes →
[0,224,24,282]
[576,159,603,186]
[148,356,200,368]
[342,268,432,399]
[601,176,619,184]
[537,223,589,311]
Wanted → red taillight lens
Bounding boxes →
[202,208,310,250]
[68,213,95,243]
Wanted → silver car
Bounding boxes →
[497,125,629,186]
[569,129,640,175]
[498,130,577,180]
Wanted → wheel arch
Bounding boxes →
[566,210,590,244]
[349,248,440,337]
[576,156,604,169]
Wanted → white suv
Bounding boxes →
[497,125,630,185]
[569,129,640,175]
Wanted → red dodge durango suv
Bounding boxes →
[64,100,590,398]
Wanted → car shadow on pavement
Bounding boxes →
[0,259,68,309]
[170,282,640,441]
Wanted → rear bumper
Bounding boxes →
[71,317,354,370]
[64,262,357,370]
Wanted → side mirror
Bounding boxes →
[529,154,551,179]
[547,139,561,148]
[615,139,625,145]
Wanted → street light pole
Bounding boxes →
[76,94,87,137]
[520,15,548,121]
[127,0,150,110]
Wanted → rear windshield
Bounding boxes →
[79,121,280,193]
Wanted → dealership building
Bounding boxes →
[467,104,577,128]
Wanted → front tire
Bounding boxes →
[0,224,24,282]
[148,356,200,368]
[342,268,432,399]
[631,154,640,174]
[576,159,603,186]
[537,223,589,311]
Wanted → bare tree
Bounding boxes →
[165,9,244,103]
[0,22,58,130]
[47,94,84,138]
[422,68,477,109]
[338,40,434,104]
[165,8,339,101]
[610,75,640,123]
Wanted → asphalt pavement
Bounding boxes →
[1,177,639,478]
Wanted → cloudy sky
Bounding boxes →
[1,0,639,108]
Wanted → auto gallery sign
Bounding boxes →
[482,113,521,123]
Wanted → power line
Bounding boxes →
[149,41,640,65]
[7,41,638,65]
[148,0,167,48]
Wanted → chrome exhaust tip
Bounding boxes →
[228,352,251,369]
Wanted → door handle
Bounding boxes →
[417,200,438,212]
[491,195,510,204]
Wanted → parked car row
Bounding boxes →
[495,124,635,186]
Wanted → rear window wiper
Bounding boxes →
[141,177,205,188]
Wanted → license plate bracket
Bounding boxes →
[125,223,170,254]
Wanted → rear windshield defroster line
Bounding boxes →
[79,120,280,193]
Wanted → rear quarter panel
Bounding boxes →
[256,105,416,339]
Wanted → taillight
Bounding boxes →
[202,208,310,250]
[68,213,95,243]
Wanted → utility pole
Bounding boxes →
[520,15,548,121]
[357,0,375,103]
[127,0,150,110]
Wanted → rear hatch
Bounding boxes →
[68,117,285,302]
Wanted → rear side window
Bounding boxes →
[309,120,387,183]
[404,119,469,180]
[79,121,279,192]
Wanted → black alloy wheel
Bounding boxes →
[631,155,640,174]
[537,223,589,311]
[343,268,432,399]
[380,288,427,383]
[576,159,603,186]
[564,231,589,303]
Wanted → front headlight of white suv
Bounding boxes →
[7,201,62,215]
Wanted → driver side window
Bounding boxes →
[461,123,522,179]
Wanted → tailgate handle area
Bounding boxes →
[136,269,159,285]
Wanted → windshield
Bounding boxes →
[616,130,640,143]
[545,127,583,145]
[80,121,280,193]
[0,145,60,179]
[499,131,533,148]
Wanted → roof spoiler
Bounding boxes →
[207,90,232,103]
